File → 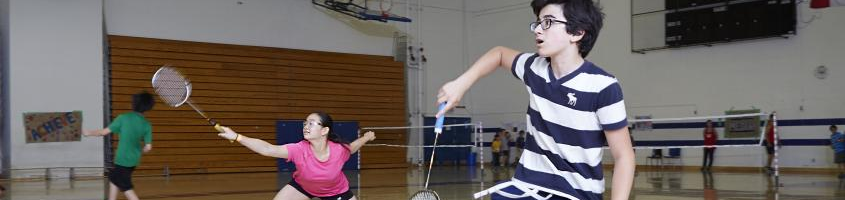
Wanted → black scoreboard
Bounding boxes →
[665,0,795,47]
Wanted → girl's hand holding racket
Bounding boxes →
[216,126,240,142]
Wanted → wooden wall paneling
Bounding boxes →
[108,35,407,175]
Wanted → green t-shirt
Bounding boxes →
[108,112,152,167]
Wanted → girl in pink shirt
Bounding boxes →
[217,112,376,200]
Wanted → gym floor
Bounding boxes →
[3,166,844,200]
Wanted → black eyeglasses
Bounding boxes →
[530,18,569,31]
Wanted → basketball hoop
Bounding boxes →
[313,0,410,22]
[380,0,393,20]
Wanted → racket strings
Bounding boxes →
[151,66,190,106]
[410,190,439,200]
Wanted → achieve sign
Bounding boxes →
[23,111,83,143]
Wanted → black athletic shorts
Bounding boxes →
[288,179,354,200]
[108,165,136,191]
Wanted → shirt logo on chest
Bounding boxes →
[566,93,578,106]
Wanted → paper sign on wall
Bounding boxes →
[23,111,83,143]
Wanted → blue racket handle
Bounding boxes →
[434,102,446,133]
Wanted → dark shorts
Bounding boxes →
[108,165,136,191]
[835,152,845,164]
[288,179,354,200]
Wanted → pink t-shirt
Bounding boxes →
[285,140,351,197]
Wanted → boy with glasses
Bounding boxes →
[436,0,634,199]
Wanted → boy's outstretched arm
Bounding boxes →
[436,46,520,117]
[83,128,111,137]
[605,127,635,200]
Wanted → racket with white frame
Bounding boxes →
[151,65,225,133]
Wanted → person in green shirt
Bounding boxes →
[85,91,154,200]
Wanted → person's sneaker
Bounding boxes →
[838,174,845,179]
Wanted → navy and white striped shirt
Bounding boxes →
[510,53,627,200]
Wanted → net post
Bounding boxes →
[772,112,780,187]
[474,122,479,169]
[479,122,484,171]
[357,127,362,198]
